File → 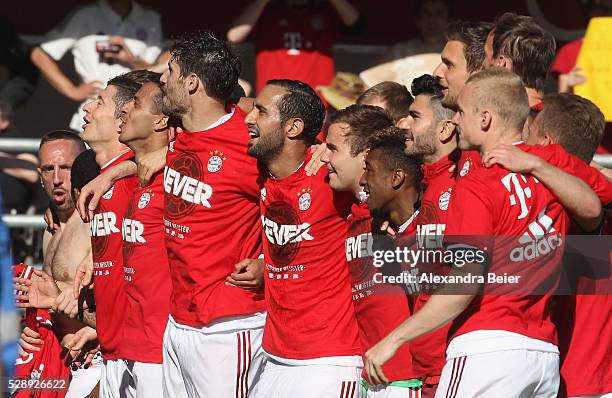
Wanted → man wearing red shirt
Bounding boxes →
[357,126,424,397]
[246,79,361,397]
[80,70,154,396]
[227,0,360,93]
[364,68,605,397]
[114,75,173,397]
[159,32,266,398]
[321,105,423,397]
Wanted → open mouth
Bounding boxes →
[248,127,260,139]
[82,116,91,130]
[52,189,67,202]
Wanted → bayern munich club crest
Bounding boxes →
[207,150,226,173]
[297,188,312,211]
[138,192,151,209]
[439,190,451,211]
[459,160,471,177]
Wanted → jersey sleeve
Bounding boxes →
[535,144,612,206]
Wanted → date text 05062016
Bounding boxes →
[6,378,68,392]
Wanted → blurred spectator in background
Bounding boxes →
[0,191,17,383]
[227,0,361,93]
[30,0,169,132]
[0,16,39,110]
[551,0,612,93]
[0,101,38,213]
[379,0,449,63]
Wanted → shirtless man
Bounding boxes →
[15,131,102,398]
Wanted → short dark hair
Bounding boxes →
[329,104,394,156]
[267,79,326,143]
[39,130,86,153]
[367,126,423,187]
[107,70,159,118]
[446,20,493,73]
[537,93,605,163]
[357,81,413,123]
[492,13,556,91]
[71,149,100,190]
[411,74,455,121]
[170,31,241,102]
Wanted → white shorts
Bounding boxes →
[363,381,422,398]
[435,350,559,398]
[66,352,103,398]
[100,358,162,398]
[163,315,265,398]
[250,357,363,398]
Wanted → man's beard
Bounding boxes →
[161,86,189,120]
[405,126,437,157]
[247,126,284,163]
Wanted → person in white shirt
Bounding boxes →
[30,0,169,132]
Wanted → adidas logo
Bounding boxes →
[509,207,563,262]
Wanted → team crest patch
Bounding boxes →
[439,191,451,211]
[459,160,470,177]
[102,187,114,200]
[207,150,226,173]
[138,192,151,209]
[261,187,267,201]
[297,188,312,211]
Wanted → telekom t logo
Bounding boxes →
[283,32,302,49]
[501,173,533,219]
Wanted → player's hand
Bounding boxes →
[378,220,396,237]
[14,269,60,309]
[566,66,587,88]
[43,207,60,234]
[73,256,94,299]
[18,327,42,353]
[69,81,103,102]
[305,143,327,176]
[62,326,98,368]
[226,258,264,291]
[364,335,400,385]
[482,144,543,174]
[104,36,141,69]
[77,172,114,222]
[52,290,79,318]
[137,145,168,185]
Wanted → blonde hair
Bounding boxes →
[466,68,529,132]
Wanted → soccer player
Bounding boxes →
[115,74,173,397]
[433,21,492,109]
[321,105,423,397]
[15,132,103,397]
[246,79,362,397]
[356,81,413,127]
[80,71,152,396]
[159,32,266,398]
[509,93,612,398]
[484,13,556,107]
[364,68,605,397]
[401,74,458,398]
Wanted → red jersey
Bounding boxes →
[90,151,137,359]
[253,2,336,92]
[410,153,459,382]
[346,201,417,382]
[260,156,361,361]
[13,264,69,398]
[122,171,171,363]
[444,143,612,348]
[163,108,265,328]
[555,217,612,397]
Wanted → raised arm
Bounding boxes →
[30,47,101,102]
[328,0,360,26]
[227,0,271,43]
